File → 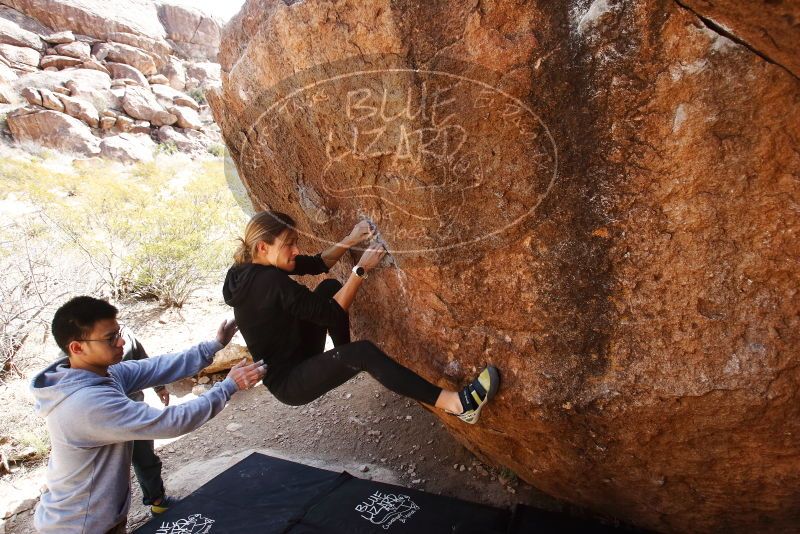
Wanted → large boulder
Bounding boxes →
[14,68,113,112]
[0,43,39,70]
[92,41,158,75]
[168,104,201,129]
[0,16,43,51]
[99,132,154,163]
[8,108,99,155]
[156,124,202,152]
[106,61,148,87]
[0,5,52,37]
[210,1,800,532]
[106,31,171,59]
[56,92,99,127]
[53,41,90,60]
[160,54,185,90]
[1,0,166,43]
[42,30,74,44]
[150,82,197,109]
[185,61,220,89]
[19,86,39,105]
[156,2,221,61]
[122,84,176,126]
[0,60,16,83]
[39,54,83,69]
[39,87,63,112]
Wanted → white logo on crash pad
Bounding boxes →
[155,513,215,534]
[355,490,420,529]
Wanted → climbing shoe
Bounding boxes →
[150,495,179,514]
[457,365,500,424]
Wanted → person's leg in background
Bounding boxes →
[131,439,166,512]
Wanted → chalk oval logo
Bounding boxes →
[230,56,558,255]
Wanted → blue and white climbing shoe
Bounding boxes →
[457,365,500,425]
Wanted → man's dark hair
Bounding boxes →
[52,296,118,354]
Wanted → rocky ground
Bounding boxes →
[0,286,559,533]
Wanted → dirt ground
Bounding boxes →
[0,286,562,533]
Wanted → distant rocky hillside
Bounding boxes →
[0,0,227,162]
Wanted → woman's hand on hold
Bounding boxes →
[216,319,238,346]
[357,245,386,272]
[227,358,267,391]
[346,220,376,246]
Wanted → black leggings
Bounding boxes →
[265,279,442,407]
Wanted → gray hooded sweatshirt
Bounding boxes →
[30,340,237,533]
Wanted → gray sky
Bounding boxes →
[169,0,247,21]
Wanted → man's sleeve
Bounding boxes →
[63,379,238,446]
[277,275,348,327]
[288,254,330,276]
[111,340,223,395]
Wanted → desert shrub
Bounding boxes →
[125,198,234,306]
[207,143,226,158]
[188,88,206,105]
[156,140,179,156]
[0,221,97,381]
[1,152,245,310]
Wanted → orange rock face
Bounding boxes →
[208,1,800,532]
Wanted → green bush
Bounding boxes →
[156,141,179,156]
[188,88,206,105]
[207,143,226,158]
[1,154,246,308]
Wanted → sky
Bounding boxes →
[170,0,247,22]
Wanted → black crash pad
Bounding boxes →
[134,452,641,533]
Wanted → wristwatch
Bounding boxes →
[352,265,368,279]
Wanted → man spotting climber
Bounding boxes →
[30,296,267,534]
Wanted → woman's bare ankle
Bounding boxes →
[434,390,463,414]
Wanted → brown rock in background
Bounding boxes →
[53,41,90,60]
[99,132,154,163]
[92,41,158,75]
[3,0,166,43]
[56,92,99,127]
[39,54,82,69]
[8,108,99,155]
[42,30,74,44]
[106,61,148,87]
[38,87,62,111]
[156,2,221,61]
[0,16,43,51]
[122,84,176,125]
[161,54,186,90]
[0,42,39,70]
[19,85,39,105]
[209,1,800,532]
[106,30,172,59]
[168,104,201,129]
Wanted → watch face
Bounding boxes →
[354,266,365,277]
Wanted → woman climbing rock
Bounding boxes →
[223,210,500,424]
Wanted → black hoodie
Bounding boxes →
[222,254,347,376]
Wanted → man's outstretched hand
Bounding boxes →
[216,319,238,346]
[227,359,267,391]
[156,387,170,406]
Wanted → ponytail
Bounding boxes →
[233,211,296,265]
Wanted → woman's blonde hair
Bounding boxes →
[234,211,296,264]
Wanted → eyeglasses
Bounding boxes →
[76,325,126,347]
